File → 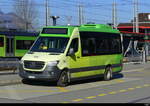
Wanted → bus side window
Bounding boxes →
[81,38,88,56]
[0,37,4,47]
[97,39,109,54]
[88,39,96,55]
[110,37,121,54]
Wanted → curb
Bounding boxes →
[0,79,22,86]
[122,68,144,73]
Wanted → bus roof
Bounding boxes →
[39,24,120,38]
[79,24,120,34]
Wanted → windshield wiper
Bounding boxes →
[28,51,34,54]
[49,52,60,55]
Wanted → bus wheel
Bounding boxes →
[57,71,69,87]
[104,66,113,81]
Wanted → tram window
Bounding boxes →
[16,40,34,50]
[0,37,4,47]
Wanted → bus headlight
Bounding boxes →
[46,61,59,75]
[19,60,24,64]
[47,61,59,67]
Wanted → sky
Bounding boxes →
[0,0,150,29]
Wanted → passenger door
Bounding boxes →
[6,36,14,57]
[67,38,81,68]
[66,36,92,79]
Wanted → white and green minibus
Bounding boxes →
[19,24,123,87]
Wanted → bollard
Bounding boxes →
[142,48,146,63]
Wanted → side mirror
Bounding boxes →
[68,48,75,56]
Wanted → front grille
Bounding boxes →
[25,71,43,74]
[24,61,45,70]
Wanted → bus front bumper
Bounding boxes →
[19,64,61,81]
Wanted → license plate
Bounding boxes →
[28,76,35,79]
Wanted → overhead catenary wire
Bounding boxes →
[0,0,150,26]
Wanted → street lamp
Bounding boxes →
[50,16,60,26]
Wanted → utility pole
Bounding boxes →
[133,0,145,63]
[135,0,139,33]
[112,0,117,29]
[47,0,51,25]
[45,0,48,26]
[133,0,139,33]
[78,5,84,25]
[66,16,72,26]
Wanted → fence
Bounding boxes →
[123,40,150,63]
[0,58,19,73]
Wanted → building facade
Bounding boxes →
[0,11,32,31]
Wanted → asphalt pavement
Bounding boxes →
[0,61,149,86]
[0,61,149,103]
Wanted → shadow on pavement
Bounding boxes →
[70,73,124,86]
[112,73,124,79]
[22,79,57,87]
[22,73,124,87]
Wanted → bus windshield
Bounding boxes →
[30,37,69,53]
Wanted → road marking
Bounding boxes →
[119,89,127,93]
[57,87,69,92]
[4,86,21,100]
[85,96,96,99]
[62,102,69,103]
[63,83,150,103]
[108,91,117,94]
[98,93,107,96]
[127,88,135,90]
[135,86,142,89]
[143,84,150,87]
[115,80,125,83]
[72,99,84,102]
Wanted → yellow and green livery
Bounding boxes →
[19,24,123,87]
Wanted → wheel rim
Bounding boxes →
[61,72,68,84]
[106,70,111,80]
[105,67,112,80]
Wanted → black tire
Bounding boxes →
[103,66,113,81]
[57,71,69,87]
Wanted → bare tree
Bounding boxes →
[13,0,38,31]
